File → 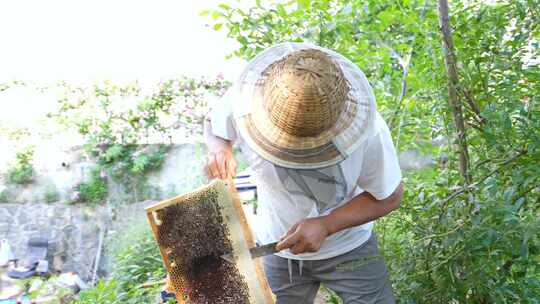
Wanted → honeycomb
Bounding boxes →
[146,180,273,304]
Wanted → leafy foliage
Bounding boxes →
[72,280,119,304]
[208,0,540,302]
[71,223,166,304]
[0,189,9,203]
[75,167,108,204]
[109,224,166,303]
[5,147,36,185]
[99,144,168,178]
[47,77,230,204]
[49,77,230,145]
[43,184,61,203]
[320,284,342,304]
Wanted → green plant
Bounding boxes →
[47,77,229,204]
[110,224,166,302]
[97,144,168,202]
[76,167,108,204]
[43,184,60,203]
[5,147,35,185]
[0,189,9,203]
[207,0,540,302]
[320,285,342,304]
[70,222,166,304]
[72,280,119,304]
[99,144,168,181]
[378,166,540,302]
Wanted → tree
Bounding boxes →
[206,0,540,302]
[438,0,471,185]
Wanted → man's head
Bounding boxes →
[258,49,348,137]
[233,43,376,169]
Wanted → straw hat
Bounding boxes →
[232,43,376,169]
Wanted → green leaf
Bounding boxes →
[513,197,525,211]
[520,228,531,258]
[218,4,231,11]
[211,10,221,20]
[297,0,310,10]
[199,9,210,16]
[378,10,395,27]
[277,4,287,17]
[213,23,223,31]
[237,36,248,46]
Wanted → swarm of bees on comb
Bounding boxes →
[146,180,274,304]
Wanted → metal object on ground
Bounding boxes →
[145,180,274,304]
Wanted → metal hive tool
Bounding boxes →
[145,180,275,304]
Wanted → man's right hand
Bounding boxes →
[203,117,237,180]
[204,148,237,180]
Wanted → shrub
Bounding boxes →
[70,222,166,304]
[99,144,168,181]
[207,0,540,302]
[71,280,119,304]
[76,167,108,204]
[0,190,9,203]
[45,77,230,204]
[109,224,166,302]
[43,184,60,203]
[379,166,540,302]
[5,148,35,185]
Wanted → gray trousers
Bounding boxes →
[262,233,395,304]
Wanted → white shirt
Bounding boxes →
[209,92,402,260]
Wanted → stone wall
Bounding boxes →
[0,143,207,205]
[0,200,168,281]
[0,143,208,281]
[0,202,107,280]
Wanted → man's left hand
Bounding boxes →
[276,217,330,255]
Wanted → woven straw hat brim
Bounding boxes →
[233,43,376,169]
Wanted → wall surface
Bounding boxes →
[0,144,207,204]
[0,144,207,280]
[0,202,108,280]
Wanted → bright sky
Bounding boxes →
[0,0,249,158]
[0,0,246,84]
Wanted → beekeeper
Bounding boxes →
[204,42,403,304]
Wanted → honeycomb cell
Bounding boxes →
[146,182,250,303]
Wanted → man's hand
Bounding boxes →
[203,118,237,180]
[204,148,237,180]
[276,217,330,255]
[275,183,403,255]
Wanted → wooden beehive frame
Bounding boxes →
[145,180,274,303]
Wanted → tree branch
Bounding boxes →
[377,39,413,130]
[390,50,413,130]
[458,85,483,121]
[438,150,527,206]
[438,0,472,185]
